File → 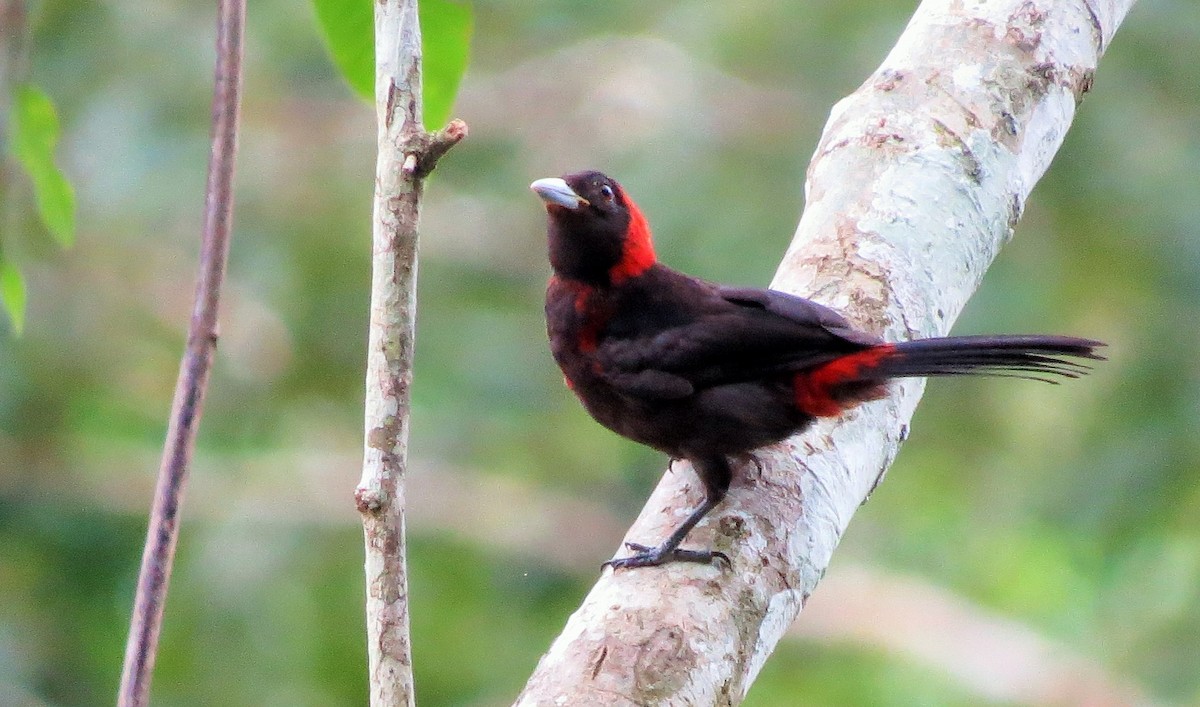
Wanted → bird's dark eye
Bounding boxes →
[599,184,614,201]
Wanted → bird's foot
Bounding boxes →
[603,542,730,571]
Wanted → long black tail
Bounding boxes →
[878,335,1106,383]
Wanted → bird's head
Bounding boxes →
[530,171,656,285]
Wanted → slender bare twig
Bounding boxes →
[515,0,1135,703]
[0,0,27,135]
[117,0,244,703]
[355,0,467,704]
[0,0,28,260]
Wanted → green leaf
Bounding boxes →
[311,0,472,127]
[312,0,374,100]
[420,0,472,129]
[0,255,27,336]
[11,84,75,248]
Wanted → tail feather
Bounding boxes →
[876,335,1105,384]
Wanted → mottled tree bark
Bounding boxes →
[355,1,466,705]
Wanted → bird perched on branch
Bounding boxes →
[530,170,1104,570]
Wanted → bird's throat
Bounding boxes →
[608,202,656,283]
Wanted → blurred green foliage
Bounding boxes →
[10,83,74,248]
[2,81,76,333]
[311,0,374,99]
[1,0,1199,705]
[312,0,472,128]
[0,255,24,333]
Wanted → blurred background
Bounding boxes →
[2,0,1199,705]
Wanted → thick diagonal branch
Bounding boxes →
[515,0,1135,703]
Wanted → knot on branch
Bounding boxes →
[355,485,387,514]
[401,118,469,180]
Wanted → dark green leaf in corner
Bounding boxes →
[11,84,76,248]
[0,255,27,335]
[420,0,472,129]
[311,0,472,128]
[312,0,374,100]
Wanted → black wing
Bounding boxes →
[594,282,879,400]
[717,286,881,347]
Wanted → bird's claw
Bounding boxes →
[602,542,730,571]
[741,453,765,477]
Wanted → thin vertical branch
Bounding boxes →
[117,0,244,703]
[0,0,28,251]
[0,0,27,142]
[0,0,26,95]
[354,0,466,704]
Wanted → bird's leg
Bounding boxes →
[604,456,732,570]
